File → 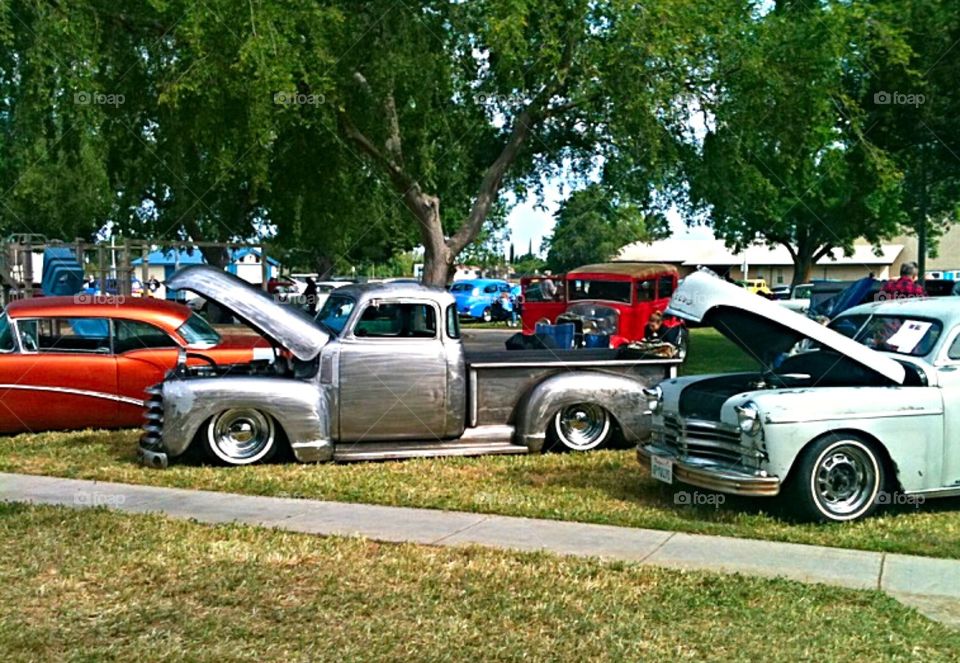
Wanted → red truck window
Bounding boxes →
[657,276,675,299]
[637,279,656,302]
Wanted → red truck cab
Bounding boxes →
[520,263,680,347]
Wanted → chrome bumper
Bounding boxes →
[138,445,169,469]
[637,444,780,497]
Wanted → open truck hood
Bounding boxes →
[668,272,906,385]
[166,265,328,361]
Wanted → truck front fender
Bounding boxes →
[161,377,334,462]
[515,372,649,452]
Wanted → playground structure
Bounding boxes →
[1,235,276,306]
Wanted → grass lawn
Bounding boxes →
[4,430,960,559]
[2,327,959,560]
[2,503,958,661]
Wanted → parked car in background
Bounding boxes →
[807,278,881,321]
[640,271,960,523]
[770,285,792,300]
[740,278,773,296]
[450,278,514,322]
[0,296,271,434]
[138,266,681,467]
[520,263,683,349]
[779,282,813,313]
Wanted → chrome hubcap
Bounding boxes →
[814,444,876,517]
[556,404,610,451]
[212,409,273,461]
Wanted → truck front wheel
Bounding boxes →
[205,408,277,465]
[549,404,612,452]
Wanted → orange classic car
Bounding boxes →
[0,296,271,433]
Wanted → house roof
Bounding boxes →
[132,248,206,266]
[617,238,904,268]
[132,247,280,267]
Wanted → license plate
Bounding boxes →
[651,455,673,484]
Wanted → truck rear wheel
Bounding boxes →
[549,404,612,452]
[205,408,277,465]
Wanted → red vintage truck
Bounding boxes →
[519,263,683,349]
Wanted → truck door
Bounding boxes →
[338,300,448,441]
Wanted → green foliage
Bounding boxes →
[543,184,663,271]
[511,253,546,277]
[686,1,908,284]
[859,0,960,263]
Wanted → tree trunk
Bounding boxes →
[314,254,335,280]
[405,190,453,286]
[792,254,814,287]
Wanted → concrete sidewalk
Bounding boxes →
[1,472,958,627]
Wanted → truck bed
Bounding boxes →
[465,348,681,427]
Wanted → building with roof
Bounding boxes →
[132,247,280,299]
[616,237,905,285]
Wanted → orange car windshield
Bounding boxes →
[176,313,221,348]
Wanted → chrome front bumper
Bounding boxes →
[637,444,780,496]
[138,445,169,469]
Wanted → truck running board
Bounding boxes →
[333,425,528,462]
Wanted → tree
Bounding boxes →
[860,0,960,276]
[686,1,908,286]
[542,185,662,271]
[329,0,744,284]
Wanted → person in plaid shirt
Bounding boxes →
[881,262,925,299]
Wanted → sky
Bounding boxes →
[505,184,715,257]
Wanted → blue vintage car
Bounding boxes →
[450,279,514,321]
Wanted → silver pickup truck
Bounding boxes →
[139,266,681,467]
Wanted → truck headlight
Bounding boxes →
[644,386,663,415]
[735,402,762,437]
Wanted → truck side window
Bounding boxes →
[446,304,461,339]
[637,279,656,302]
[355,303,437,339]
[657,276,675,299]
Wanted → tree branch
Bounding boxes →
[337,109,414,193]
[447,105,535,254]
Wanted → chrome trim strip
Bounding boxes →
[468,359,682,369]
[469,368,478,428]
[0,384,144,407]
[905,486,960,499]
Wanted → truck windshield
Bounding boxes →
[176,313,222,348]
[568,279,632,304]
[316,294,356,335]
[0,312,13,352]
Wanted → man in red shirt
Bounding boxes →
[881,262,925,299]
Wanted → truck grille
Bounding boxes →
[658,414,759,465]
[140,384,164,449]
